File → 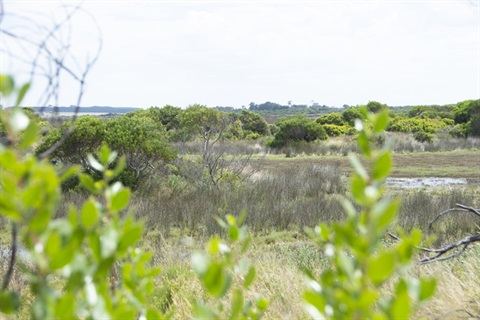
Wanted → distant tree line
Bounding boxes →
[4,99,476,190]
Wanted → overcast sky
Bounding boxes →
[1,0,479,108]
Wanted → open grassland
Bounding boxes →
[144,231,480,319]
[1,137,479,319]
[260,149,480,178]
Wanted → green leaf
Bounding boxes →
[60,165,81,182]
[0,291,20,314]
[45,231,61,257]
[391,281,411,319]
[193,302,218,320]
[372,150,392,180]
[256,297,269,312]
[0,74,15,97]
[111,187,130,212]
[348,153,368,180]
[229,289,243,320]
[303,291,326,319]
[419,278,436,302]
[229,225,239,242]
[357,130,371,156]
[146,308,163,320]
[87,154,103,172]
[79,173,97,194]
[15,82,31,106]
[29,208,52,232]
[368,251,396,285]
[371,198,400,231]
[81,198,100,228]
[240,235,251,254]
[373,110,389,133]
[243,266,256,289]
[351,174,367,204]
[118,223,143,253]
[50,245,75,270]
[19,121,39,150]
[54,293,75,319]
[202,262,231,298]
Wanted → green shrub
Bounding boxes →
[268,116,327,148]
[303,111,436,319]
[414,130,434,143]
[323,124,356,137]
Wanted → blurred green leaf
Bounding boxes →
[79,173,97,194]
[391,281,410,319]
[373,111,389,133]
[243,266,256,289]
[0,291,20,314]
[229,289,243,320]
[202,262,231,298]
[371,198,400,231]
[19,121,39,150]
[0,74,15,97]
[372,151,392,181]
[81,198,99,228]
[368,251,396,285]
[229,225,239,242]
[357,130,371,156]
[87,154,103,172]
[111,187,130,212]
[15,82,31,107]
[348,153,368,180]
[193,302,218,320]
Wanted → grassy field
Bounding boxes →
[1,141,479,318]
[260,149,480,178]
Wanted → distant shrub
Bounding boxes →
[388,117,449,134]
[323,124,355,137]
[315,112,346,126]
[414,130,433,143]
[268,116,328,148]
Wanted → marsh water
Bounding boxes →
[385,177,480,189]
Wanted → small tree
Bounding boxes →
[36,116,105,171]
[268,116,327,148]
[105,115,177,183]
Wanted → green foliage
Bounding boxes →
[322,124,356,137]
[268,116,327,148]
[316,112,347,126]
[453,99,480,137]
[303,110,436,319]
[238,110,270,137]
[366,101,388,113]
[36,116,105,169]
[413,130,433,143]
[105,115,177,182]
[0,77,163,319]
[388,116,450,134]
[341,106,364,126]
[191,213,268,319]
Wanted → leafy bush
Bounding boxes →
[268,116,327,148]
[0,76,163,318]
[316,112,346,126]
[414,130,434,143]
[303,110,436,319]
[323,124,356,137]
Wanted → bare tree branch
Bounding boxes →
[388,204,480,264]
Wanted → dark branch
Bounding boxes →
[388,203,480,264]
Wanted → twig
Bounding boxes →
[388,204,480,264]
[2,223,17,291]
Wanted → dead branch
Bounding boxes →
[388,204,480,264]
